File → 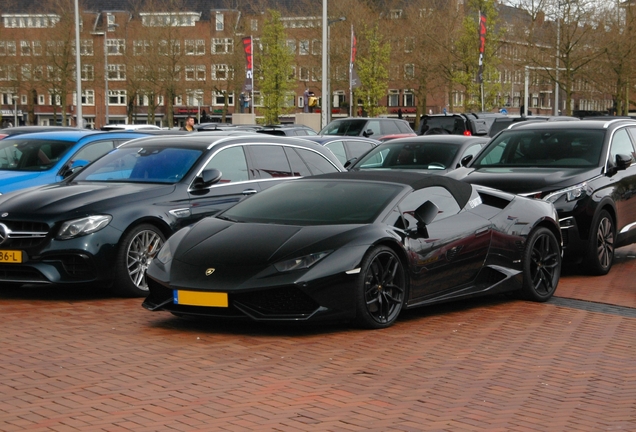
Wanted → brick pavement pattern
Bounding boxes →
[0,246,635,431]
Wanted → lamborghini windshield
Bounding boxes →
[220,179,403,225]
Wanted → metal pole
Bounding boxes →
[524,66,529,117]
[104,28,109,126]
[13,96,18,126]
[555,17,560,116]
[74,0,83,128]
[321,0,328,129]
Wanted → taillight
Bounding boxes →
[463,130,472,136]
[0,134,7,140]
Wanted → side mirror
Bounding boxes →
[201,168,222,186]
[344,157,357,170]
[61,159,90,179]
[414,200,439,226]
[616,153,633,171]
[362,129,374,137]
[460,154,474,167]
[192,168,222,189]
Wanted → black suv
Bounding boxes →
[446,119,636,274]
[418,112,507,136]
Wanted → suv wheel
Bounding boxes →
[584,209,615,275]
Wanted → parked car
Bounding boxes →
[418,112,507,136]
[319,117,416,140]
[256,124,318,136]
[0,130,154,195]
[100,124,162,131]
[0,134,345,296]
[143,170,562,329]
[446,118,636,275]
[301,136,380,165]
[488,115,580,137]
[0,126,81,140]
[347,135,490,172]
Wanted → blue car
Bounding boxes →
[0,130,153,194]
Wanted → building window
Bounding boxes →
[404,64,415,79]
[21,94,27,104]
[107,64,126,80]
[81,64,94,81]
[20,41,32,56]
[311,67,321,82]
[140,12,200,27]
[211,64,231,80]
[390,9,403,19]
[404,37,414,53]
[107,39,125,55]
[133,40,150,56]
[79,40,93,56]
[107,13,116,31]
[174,95,183,105]
[299,40,309,55]
[212,91,234,106]
[46,66,60,81]
[185,39,205,55]
[388,89,399,107]
[0,41,17,56]
[3,14,60,28]
[185,65,206,81]
[286,39,296,55]
[211,38,233,54]
[186,90,204,106]
[48,91,62,106]
[159,40,180,56]
[311,39,321,55]
[215,12,224,31]
[250,19,258,31]
[74,90,95,105]
[108,90,126,105]
[299,66,309,82]
[403,90,414,107]
[38,94,45,104]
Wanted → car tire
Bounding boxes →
[354,246,406,329]
[520,227,561,302]
[584,209,615,275]
[112,224,165,297]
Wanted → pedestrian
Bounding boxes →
[397,108,403,119]
[180,116,195,132]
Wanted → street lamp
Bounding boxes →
[74,0,83,128]
[326,16,346,125]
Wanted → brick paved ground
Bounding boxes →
[0,246,635,431]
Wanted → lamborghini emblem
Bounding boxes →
[205,268,215,276]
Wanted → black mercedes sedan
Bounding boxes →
[446,118,636,275]
[0,134,344,296]
[143,171,562,329]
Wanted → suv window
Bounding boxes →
[249,145,292,178]
[204,146,249,182]
[295,148,339,174]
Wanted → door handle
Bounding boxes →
[242,189,258,195]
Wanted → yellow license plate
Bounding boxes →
[173,290,228,307]
[0,250,22,263]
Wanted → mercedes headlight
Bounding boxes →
[544,182,591,204]
[56,215,112,240]
[274,251,331,272]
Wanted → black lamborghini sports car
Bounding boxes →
[143,171,562,329]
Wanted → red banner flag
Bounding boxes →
[242,37,253,92]
[476,12,487,84]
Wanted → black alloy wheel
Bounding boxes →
[520,227,561,301]
[112,223,165,297]
[585,209,615,275]
[354,246,406,329]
